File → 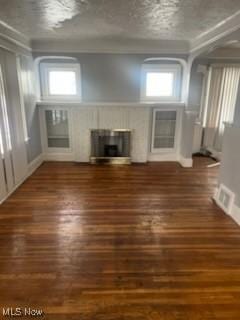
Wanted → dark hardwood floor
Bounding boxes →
[0,158,240,319]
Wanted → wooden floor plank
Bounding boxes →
[0,157,239,319]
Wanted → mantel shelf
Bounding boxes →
[37,101,186,108]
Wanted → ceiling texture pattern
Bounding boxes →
[0,0,240,42]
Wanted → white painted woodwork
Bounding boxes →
[98,106,129,129]
[129,107,150,163]
[74,107,98,162]
[39,104,183,163]
[4,53,28,185]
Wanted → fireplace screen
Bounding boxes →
[90,129,131,164]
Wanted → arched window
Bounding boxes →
[35,56,81,101]
[141,58,186,102]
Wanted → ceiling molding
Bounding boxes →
[0,20,31,53]
[31,38,190,55]
[1,8,240,58]
[190,10,240,54]
[202,47,240,60]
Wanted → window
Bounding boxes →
[141,64,181,102]
[40,63,81,100]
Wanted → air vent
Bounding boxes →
[215,184,235,214]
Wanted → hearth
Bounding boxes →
[90,129,131,164]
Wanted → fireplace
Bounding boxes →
[104,145,118,157]
[90,129,131,164]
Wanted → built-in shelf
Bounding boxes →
[151,109,178,152]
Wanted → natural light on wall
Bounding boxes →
[146,72,173,97]
[49,71,77,95]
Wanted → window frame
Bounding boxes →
[40,62,81,101]
[141,64,182,102]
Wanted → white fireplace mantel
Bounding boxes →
[39,102,186,164]
[37,101,186,108]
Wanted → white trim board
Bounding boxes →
[0,20,31,54]
[43,153,75,162]
[179,156,193,168]
[37,101,186,108]
[28,154,44,176]
[148,153,193,168]
[148,153,178,162]
[190,11,240,55]
[230,204,240,226]
[0,154,44,205]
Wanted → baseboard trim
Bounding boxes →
[148,153,193,167]
[214,185,240,226]
[0,154,44,205]
[148,153,178,162]
[28,153,44,176]
[0,179,23,205]
[179,156,193,168]
[44,153,75,161]
[231,204,240,226]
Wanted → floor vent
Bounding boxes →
[215,184,235,214]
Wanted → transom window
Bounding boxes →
[141,64,181,102]
[40,63,81,100]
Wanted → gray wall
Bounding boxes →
[219,126,240,207]
[188,60,206,109]
[34,53,187,103]
[180,111,198,158]
[234,82,240,126]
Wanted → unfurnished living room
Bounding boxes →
[1,0,240,319]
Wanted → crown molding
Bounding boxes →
[1,10,240,58]
[190,10,240,55]
[202,47,240,60]
[0,19,31,53]
[31,38,190,54]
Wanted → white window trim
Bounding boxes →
[40,62,81,101]
[141,64,181,102]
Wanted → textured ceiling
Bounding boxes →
[0,0,240,42]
